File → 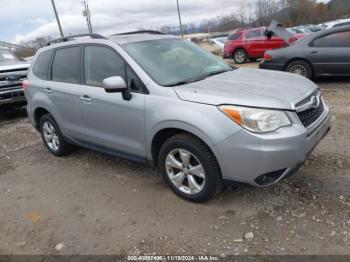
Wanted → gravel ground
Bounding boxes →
[0,75,349,256]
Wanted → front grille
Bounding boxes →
[0,70,27,91]
[0,75,26,82]
[297,100,324,127]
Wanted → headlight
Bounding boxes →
[219,105,291,133]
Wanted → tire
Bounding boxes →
[286,60,313,79]
[39,114,73,157]
[233,49,248,64]
[158,133,224,203]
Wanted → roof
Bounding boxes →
[109,34,178,45]
[35,33,179,55]
[314,24,350,38]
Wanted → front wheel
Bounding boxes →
[286,60,313,79]
[158,134,224,203]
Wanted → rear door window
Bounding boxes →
[245,29,263,40]
[311,31,350,47]
[84,45,125,86]
[51,46,81,84]
[33,50,53,80]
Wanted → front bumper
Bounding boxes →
[213,104,331,186]
[259,61,285,71]
[0,88,26,106]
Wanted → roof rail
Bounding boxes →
[47,34,107,46]
[112,30,165,36]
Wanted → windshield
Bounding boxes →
[123,38,233,87]
[0,49,21,65]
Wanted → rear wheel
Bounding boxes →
[39,114,73,156]
[233,49,248,64]
[158,134,224,203]
[286,60,313,79]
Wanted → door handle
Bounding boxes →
[311,51,318,54]
[43,87,53,94]
[80,95,92,103]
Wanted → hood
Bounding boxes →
[172,68,318,110]
[0,62,30,72]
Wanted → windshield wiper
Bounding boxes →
[164,69,233,87]
[203,69,233,79]
[163,80,196,87]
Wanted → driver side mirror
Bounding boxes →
[103,76,132,101]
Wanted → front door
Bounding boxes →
[79,45,146,159]
[244,28,266,58]
[306,30,350,76]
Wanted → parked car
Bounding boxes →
[290,25,321,34]
[304,24,323,32]
[260,26,350,78]
[0,47,30,107]
[290,26,312,34]
[209,37,228,50]
[25,32,330,202]
[223,24,305,64]
[287,28,305,34]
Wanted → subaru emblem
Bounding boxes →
[311,96,320,109]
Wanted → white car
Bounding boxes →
[209,37,228,50]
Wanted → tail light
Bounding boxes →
[22,80,29,91]
[263,53,272,61]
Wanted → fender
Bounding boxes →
[145,97,241,160]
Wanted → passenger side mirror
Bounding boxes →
[103,76,132,100]
[103,76,127,92]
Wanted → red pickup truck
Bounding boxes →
[223,26,305,64]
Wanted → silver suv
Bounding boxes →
[25,32,331,202]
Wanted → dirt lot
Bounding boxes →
[0,74,349,256]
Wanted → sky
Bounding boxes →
[0,0,329,43]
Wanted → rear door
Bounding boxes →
[306,30,350,75]
[79,45,146,159]
[244,28,265,57]
[48,45,85,139]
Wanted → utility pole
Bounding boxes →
[51,0,64,38]
[176,0,184,38]
[82,1,93,34]
[87,2,93,33]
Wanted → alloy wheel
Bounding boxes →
[42,121,60,151]
[289,65,307,77]
[165,148,206,195]
[235,51,246,63]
